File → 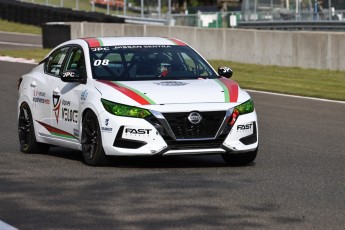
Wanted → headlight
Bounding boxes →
[235,99,254,115]
[229,99,254,126]
[101,99,151,118]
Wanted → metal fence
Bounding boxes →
[19,0,345,28]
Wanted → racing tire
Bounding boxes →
[18,103,50,153]
[81,110,108,166]
[221,148,258,166]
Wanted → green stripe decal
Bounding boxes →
[97,38,104,46]
[214,79,230,102]
[114,81,156,105]
[51,132,78,140]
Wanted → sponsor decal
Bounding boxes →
[154,81,188,86]
[91,47,109,52]
[213,78,239,103]
[111,45,172,49]
[73,129,80,137]
[125,128,152,135]
[52,94,61,124]
[81,90,88,101]
[33,90,50,105]
[101,118,112,132]
[62,100,71,106]
[237,123,253,131]
[62,71,75,78]
[97,80,156,105]
[36,120,78,140]
[62,108,78,123]
[188,112,203,125]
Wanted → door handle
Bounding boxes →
[30,81,37,88]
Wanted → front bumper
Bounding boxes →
[99,109,258,156]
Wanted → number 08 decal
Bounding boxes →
[94,59,109,66]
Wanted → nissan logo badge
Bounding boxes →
[188,112,202,124]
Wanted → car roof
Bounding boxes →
[79,37,187,48]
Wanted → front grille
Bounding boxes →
[162,111,226,139]
[165,135,227,150]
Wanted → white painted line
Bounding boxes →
[0,41,41,47]
[0,31,41,37]
[246,89,345,104]
[0,56,37,64]
[0,220,18,230]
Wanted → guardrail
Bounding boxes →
[238,21,345,31]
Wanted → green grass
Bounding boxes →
[0,19,42,34]
[209,60,345,101]
[0,49,51,62]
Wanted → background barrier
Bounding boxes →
[63,22,345,71]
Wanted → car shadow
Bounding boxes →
[45,146,256,169]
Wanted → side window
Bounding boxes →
[65,47,87,78]
[45,47,70,76]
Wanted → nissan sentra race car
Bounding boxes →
[17,37,259,166]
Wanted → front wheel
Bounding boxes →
[18,103,50,153]
[81,110,108,166]
[221,148,258,166]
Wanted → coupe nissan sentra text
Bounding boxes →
[17,37,259,166]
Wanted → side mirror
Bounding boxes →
[218,66,233,78]
[61,69,86,84]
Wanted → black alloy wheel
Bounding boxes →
[81,110,108,166]
[18,103,50,153]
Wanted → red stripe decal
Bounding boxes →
[169,38,187,46]
[97,80,152,105]
[83,38,101,48]
[36,120,77,139]
[218,78,239,102]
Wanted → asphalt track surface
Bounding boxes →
[0,32,42,50]
[1,60,345,230]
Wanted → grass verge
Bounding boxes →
[0,20,42,35]
[1,49,344,101]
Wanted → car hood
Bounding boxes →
[94,78,248,106]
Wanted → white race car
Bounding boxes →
[18,37,258,166]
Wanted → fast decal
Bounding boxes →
[214,78,239,103]
[33,90,50,105]
[36,120,78,140]
[101,118,112,132]
[154,81,188,86]
[125,128,152,135]
[81,89,88,101]
[83,38,104,48]
[52,94,61,124]
[237,123,253,131]
[97,80,156,105]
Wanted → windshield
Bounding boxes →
[89,45,217,81]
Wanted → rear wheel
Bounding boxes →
[81,110,108,166]
[221,148,258,166]
[18,103,50,153]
